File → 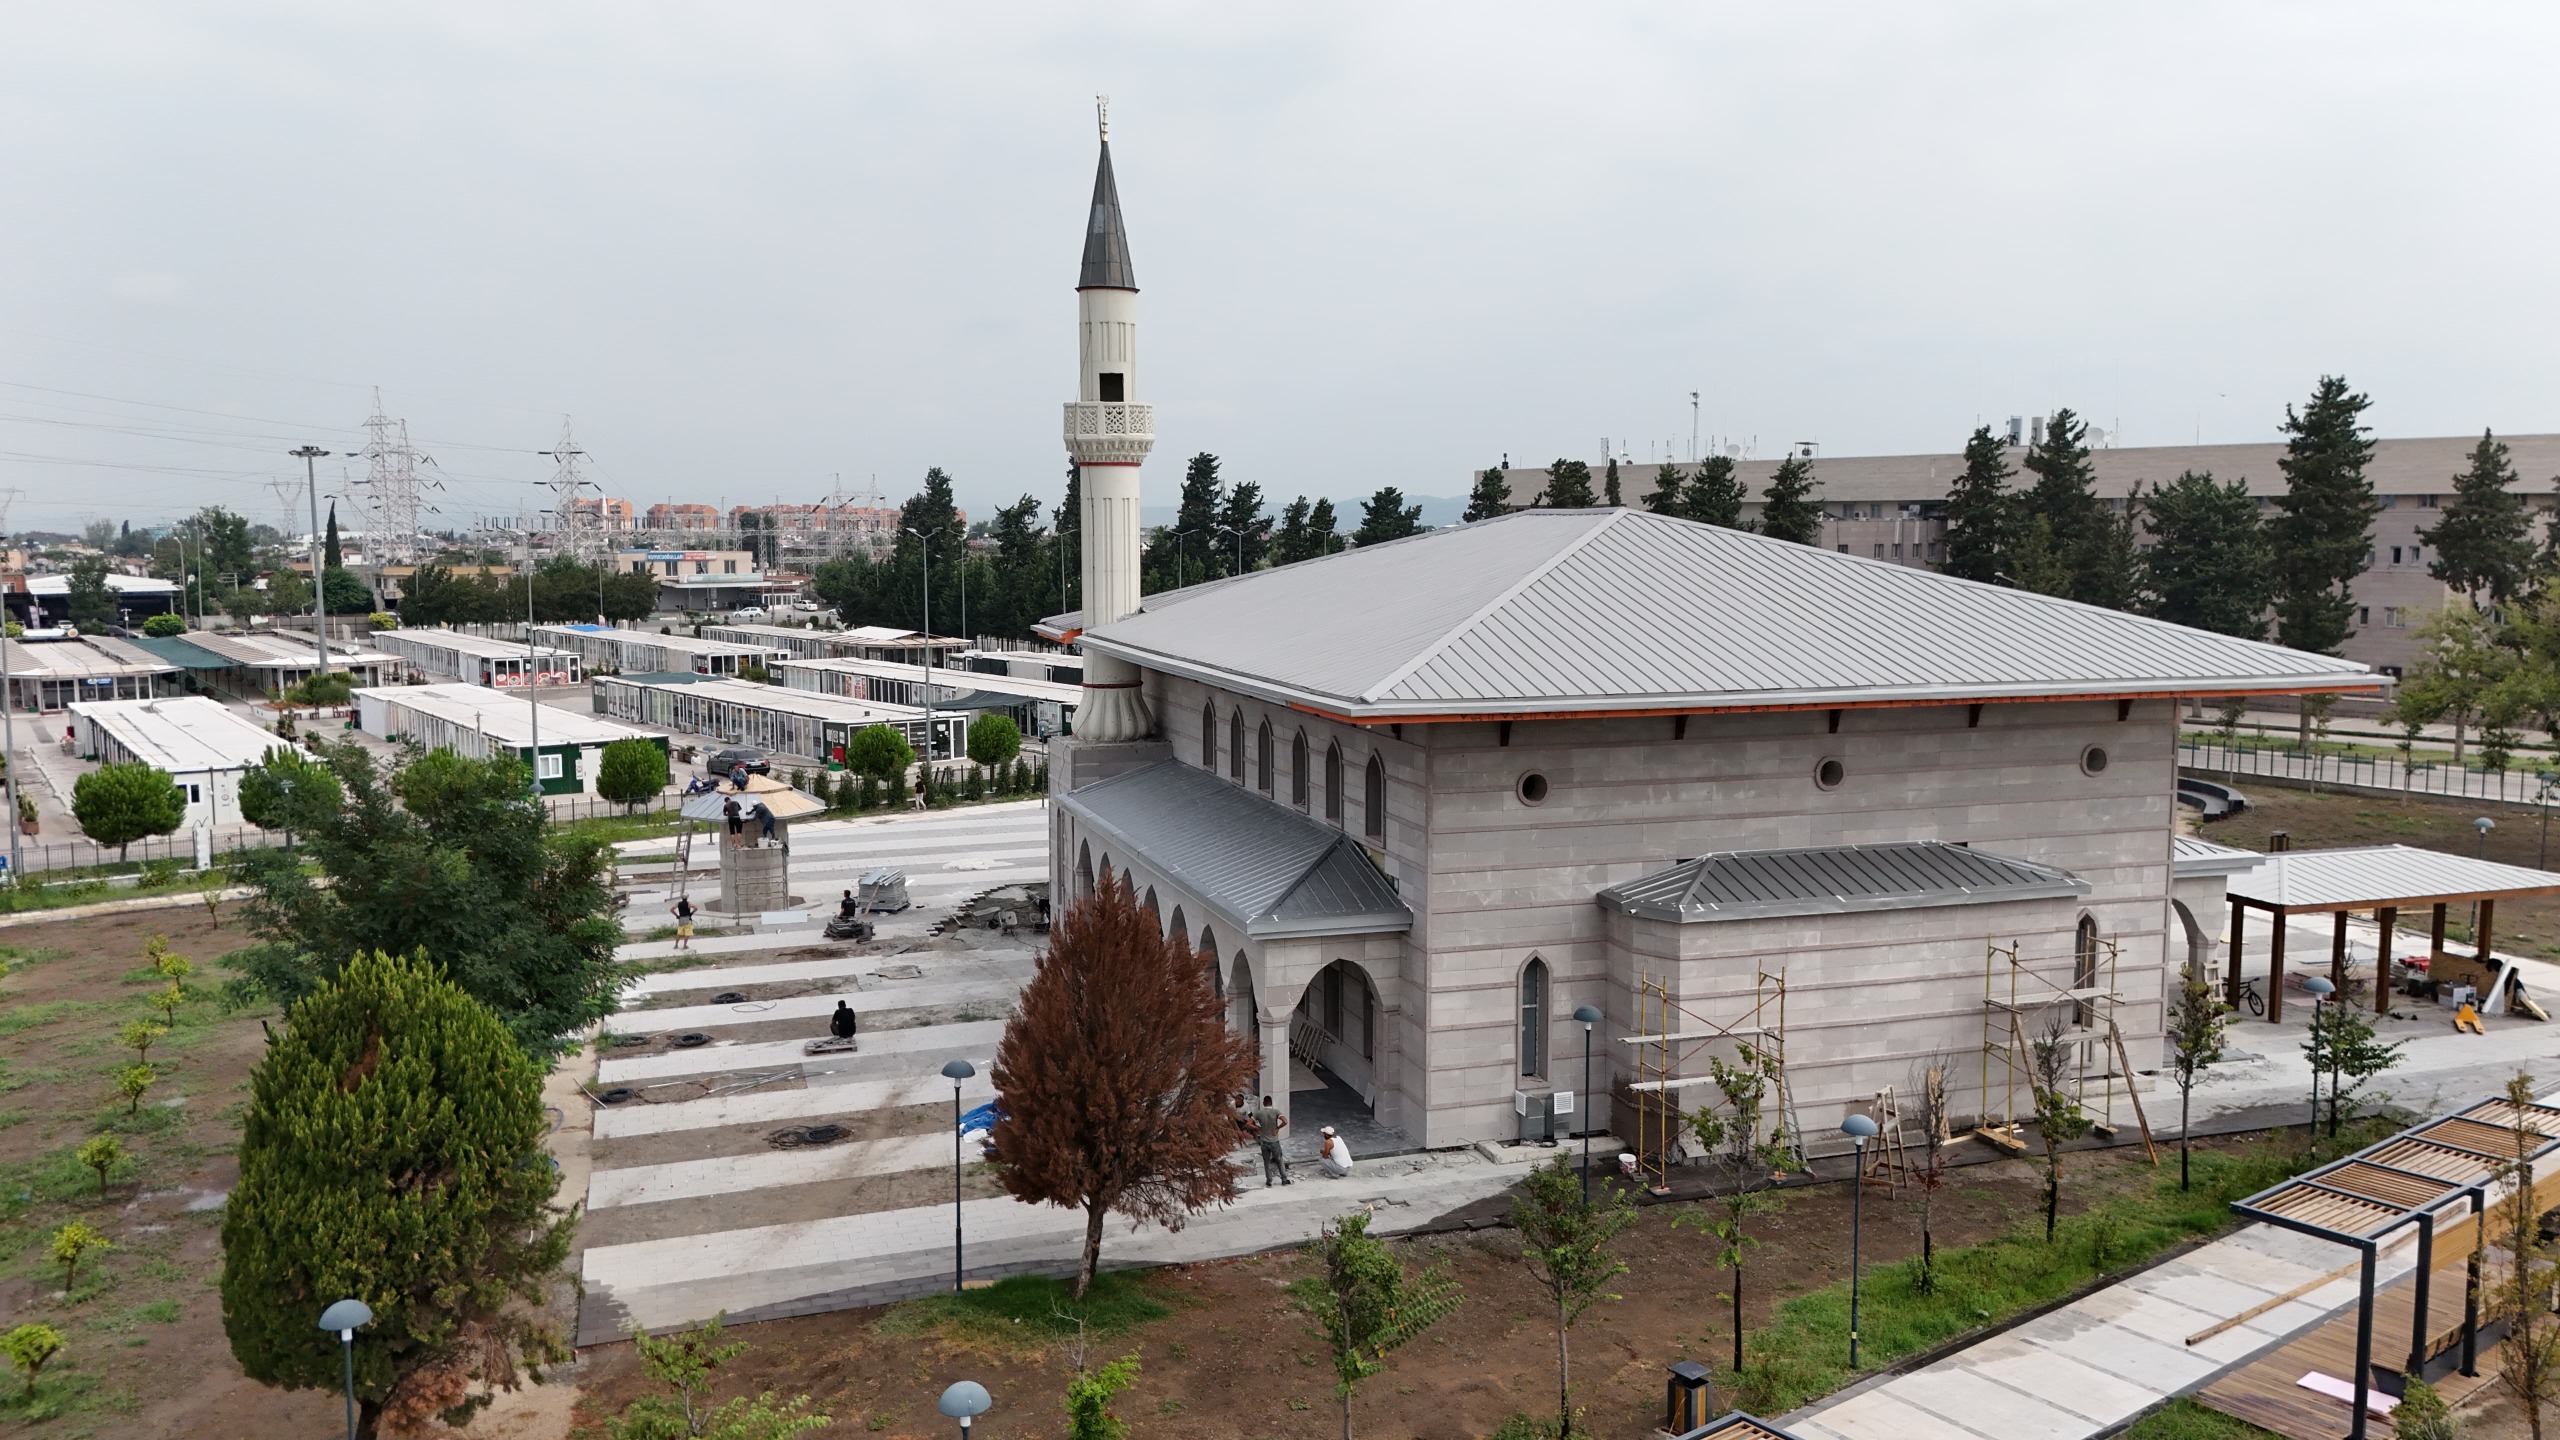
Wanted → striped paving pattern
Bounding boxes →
[576,802,1050,1344]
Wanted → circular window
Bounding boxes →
[2081,745,2110,776]
[1815,758,1846,790]
[1516,772,1550,806]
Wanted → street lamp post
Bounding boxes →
[1839,1113,1880,1369]
[2302,973,2336,1141]
[942,1057,976,1292]
[1214,524,1244,577]
[290,447,332,679]
[938,1380,991,1439]
[904,527,942,773]
[2472,816,2496,937]
[316,1298,374,1440]
[1572,1004,1603,1201]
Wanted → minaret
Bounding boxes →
[1063,98,1155,743]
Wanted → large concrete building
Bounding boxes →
[1493,435,2560,679]
[1043,125,2379,1155]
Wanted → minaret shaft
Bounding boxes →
[1064,137,1154,743]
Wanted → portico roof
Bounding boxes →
[1070,508,2377,722]
[1598,840,2088,924]
[2223,844,2560,914]
[1057,760,1410,940]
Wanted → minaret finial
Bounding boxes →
[1096,94,1109,142]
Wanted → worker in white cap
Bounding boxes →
[1318,1124,1355,1178]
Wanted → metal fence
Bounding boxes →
[3,825,295,879]
[2179,739,2559,807]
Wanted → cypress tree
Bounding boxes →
[1940,425,2015,584]
[2019,410,2103,600]
[1273,497,1316,563]
[223,951,571,1436]
[1756,454,1824,545]
[323,504,343,570]
[2270,376,2381,656]
[1682,456,1749,530]
[1641,462,1683,517]
[1538,460,1596,508]
[1142,453,1223,591]
[1463,466,1514,524]
[2142,470,2274,638]
[1601,457,1622,507]
[2422,429,2534,604]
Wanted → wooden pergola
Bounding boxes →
[2224,845,2560,1022]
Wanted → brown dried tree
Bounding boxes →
[991,870,1260,1297]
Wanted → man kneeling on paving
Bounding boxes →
[1252,1094,1290,1187]
[1318,1125,1354,1179]
[829,1000,858,1041]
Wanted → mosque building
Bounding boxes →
[1042,119,2377,1155]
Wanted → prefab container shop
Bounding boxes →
[591,673,964,764]
[374,628,582,688]
[67,696,284,829]
[354,682,667,796]
[530,624,783,677]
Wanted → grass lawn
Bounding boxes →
[2123,1398,2284,1438]
[1726,1119,2397,1414]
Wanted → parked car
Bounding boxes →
[731,606,767,620]
[706,747,771,780]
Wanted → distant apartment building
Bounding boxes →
[1497,433,2560,678]
[645,503,722,531]
[560,496,637,531]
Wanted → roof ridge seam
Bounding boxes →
[1354,509,1630,705]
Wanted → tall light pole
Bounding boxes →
[290,447,332,677]
[1214,524,1244,578]
[524,555,542,796]
[316,1298,373,1440]
[1572,1004,1603,1201]
[2302,973,2336,1141]
[1839,1113,1879,1369]
[904,527,941,770]
[943,1058,975,1291]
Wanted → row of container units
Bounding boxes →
[354,683,666,796]
[0,636,178,711]
[66,696,283,829]
[773,657,1077,739]
[528,624,785,677]
[700,622,972,667]
[372,628,583,688]
[590,673,966,765]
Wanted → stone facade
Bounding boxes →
[1053,673,2190,1153]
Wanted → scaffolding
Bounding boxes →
[1977,937,2156,1163]
[1618,969,1805,1193]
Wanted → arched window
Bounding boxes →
[1143,886,1160,920]
[1201,701,1217,768]
[1364,754,1387,839]
[1257,719,1274,794]
[1167,905,1187,945]
[1201,928,1221,996]
[1230,709,1245,781]
[1519,958,1548,1077]
[1324,743,1344,822]
[1076,841,1094,900]
[1291,730,1310,808]
[2074,915,2100,1026]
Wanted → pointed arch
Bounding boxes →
[1200,926,1221,996]
[1200,700,1217,768]
[1229,708,1245,781]
[1076,840,1094,900]
[1167,904,1187,944]
[1256,718,1275,794]
[1324,742,1344,823]
[1143,886,1160,920]
[1518,956,1549,1078]
[2074,913,2101,1026]
[1291,730,1310,808]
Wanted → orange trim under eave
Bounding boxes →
[1281,683,2386,728]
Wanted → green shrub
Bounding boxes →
[141,614,187,638]
[967,713,1021,768]
[595,739,671,811]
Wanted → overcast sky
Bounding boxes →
[3,3,2556,535]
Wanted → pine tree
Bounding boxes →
[1142,453,1224,591]
[1273,497,1317,563]
[1756,454,1824,545]
[1601,457,1622,507]
[1351,488,1424,546]
[2423,429,2535,604]
[2073,499,2145,613]
[1640,463,1683,517]
[2143,470,2274,638]
[1464,466,1515,523]
[1940,425,2015,583]
[2007,513,2073,596]
[2019,410,2105,601]
[1055,462,1081,615]
[1538,460,1595,509]
[1306,497,1342,556]
[1213,480,1271,577]
[989,872,1258,1296]
[2270,376,2382,656]
[223,951,571,1437]
[1682,456,1749,530]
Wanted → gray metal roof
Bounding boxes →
[2225,844,2560,912]
[1080,508,2377,719]
[1058,760,1410,939]
[1078,140,1136,290]
[1597,840,2088,924]
[2172,834,2264,878]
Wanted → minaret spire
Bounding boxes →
[1063,107,1156,743]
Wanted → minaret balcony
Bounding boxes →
[1063,401,1156,464]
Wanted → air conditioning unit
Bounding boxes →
[1516,1089,1557,1144]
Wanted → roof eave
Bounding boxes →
[1599,877,2091,925]
[1082,635,2380,723]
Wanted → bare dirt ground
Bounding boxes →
[567,1136,2261,1440]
